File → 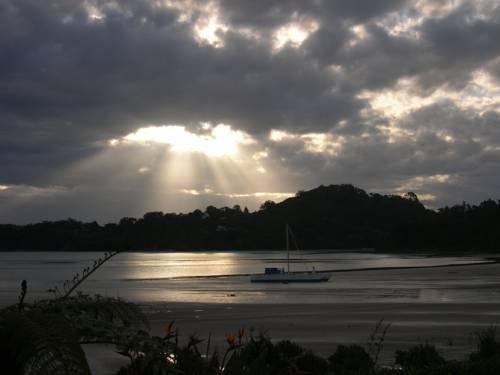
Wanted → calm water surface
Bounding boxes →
[0,251,494,305]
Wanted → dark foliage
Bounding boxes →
[1,184,499,251]
[223,337,328,375]
[395,344,446,370]
[0,252,147,375]
[0,310,91,375]
[470,326,500,360]
[328,344,374,374]
[378,356,500,375]
[294,350,329,375]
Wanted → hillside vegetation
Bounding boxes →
[1,184,499,251]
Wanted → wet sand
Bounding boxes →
[82,262,500,373]
[144,302,500,363]
[85,299,500,374]
[142,263,500,364]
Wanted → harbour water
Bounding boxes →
[0,250,495,305]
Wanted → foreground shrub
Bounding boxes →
[224,337,329,375]
[274,339,304,360]
[269,340,305,375]
[395,344,445,370]
[224,335,274,375]
[0,310,91,375]
[379,356,500,375]
[470,326,500,360]
[295,350,329,375]
[328,344,374,374]
[441,356,500,375]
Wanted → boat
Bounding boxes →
[250,225,330,283]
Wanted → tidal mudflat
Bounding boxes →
[3,252,499,373]
[142,262,500,364]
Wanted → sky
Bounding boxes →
[1,0,500,224]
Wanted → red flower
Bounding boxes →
[164,321,175,335]
[225,333,236,348]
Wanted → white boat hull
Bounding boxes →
[251,225,331,283]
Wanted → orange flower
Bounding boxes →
[164,321,175,335]
[225,333,236,348]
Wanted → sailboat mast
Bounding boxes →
[286,224,290,273]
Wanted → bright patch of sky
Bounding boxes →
[111,123,255,157]
[0,185,68,198]
[395,174,452,202]
[178,187,294,201]
[269,130,344,155]
[348,24,370,47]
[273,17,319,50]
[359,69,500,125]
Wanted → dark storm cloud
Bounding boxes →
[219,0,409,27]
[0,0,366,190]
[1,0,500,222]
[415,2,500,89]
[322,104,500,207]
[400,102,500,146]
[487,58,500,81]
[0,1,362,147]
[304,1,500,92]
[4,0,499,143]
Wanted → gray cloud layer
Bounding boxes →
[1,0,500,223]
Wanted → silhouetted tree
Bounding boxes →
[1,184,499,252]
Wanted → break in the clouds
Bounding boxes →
[1,0,500,223]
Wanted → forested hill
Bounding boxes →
[1,184,500,252]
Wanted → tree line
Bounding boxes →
[1,184,499,252]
